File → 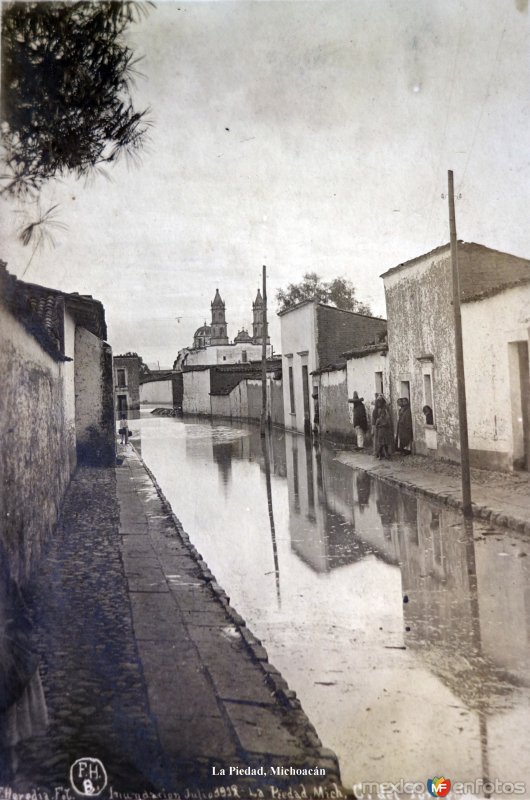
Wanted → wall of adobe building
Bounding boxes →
[246,378,284,426]
[346,350,390,431]
[317,368,352,443]
[75,327,115,466]
[113,355,140,417]
[315,305,387,370]
[210,381,248,420]
[182,369,211,415]
[280,303,318,434]
[0,304,74,584]
[462,283,530,470]
[384,252,460,461]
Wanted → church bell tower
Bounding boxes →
[252,288,270,344]
[210,289,229,345]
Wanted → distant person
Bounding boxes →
[374,397,393,459]
[351,392,368,450]
[119,414,129,446]
[423,405,434,425]
[371,393,382,454]
[396,397,413,454]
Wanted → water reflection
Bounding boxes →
[135,414,530,792]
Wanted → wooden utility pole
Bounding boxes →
[448,170,472,516]
[260,265,268,436]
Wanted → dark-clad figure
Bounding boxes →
[351,391,368,450]
[374,396,393,459]
[396,397,413,454]
[371,393,381,454]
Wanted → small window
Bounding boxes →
[400,380,410,401]
[117,368,126,387]
[242,350,248,363]
[423,374,433,408]
[375,371,383,395]
[423,373,435,424]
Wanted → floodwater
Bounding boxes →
[136,411,530,796]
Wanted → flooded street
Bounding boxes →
[136,410,530,795]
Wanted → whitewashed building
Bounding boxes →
[382,242,530,471]
[279,300,387,436]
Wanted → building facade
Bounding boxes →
[382,242,530,471]
[279,300,387,436]
[182,360,283,425]
[113,353,141,419]
[0,261,114,582]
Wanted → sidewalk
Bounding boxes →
[116,444,342,792]
[334,448,530,533]
[13,446,346,797]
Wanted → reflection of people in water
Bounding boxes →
[356,471,371,511]
[0,550,48,781]
[375,481,399,539]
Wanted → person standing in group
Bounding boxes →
[351,392,368,450]
[371,393,382,454]
[119,414,129,446]
[396,397,413,454]
[374,396,393,459]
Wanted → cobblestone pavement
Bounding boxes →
[1,448,347,797]
[335,447,530,534]
[5,464,163,793]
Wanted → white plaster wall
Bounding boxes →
[182,370,211,414]
[211,381,248,418]
[280,303,317,433]
[63,310,77,472]
[140,380,173,404]
[184,342,271,366]
[462,284,530,462]
[75,327,103,437]
[346,350,389,427]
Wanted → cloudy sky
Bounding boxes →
[1,0,530,366]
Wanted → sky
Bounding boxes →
[1,0,530,367]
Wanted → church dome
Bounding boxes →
[194,324,211,338]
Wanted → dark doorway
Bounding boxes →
[302,365,311,436]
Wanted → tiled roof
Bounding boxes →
[0,260,107,360]
[343,342,388,359]
[311,360,347,376]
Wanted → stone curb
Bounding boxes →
[127,447,343,783]
[337,454,530,535]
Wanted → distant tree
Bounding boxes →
[1,1,152,244]
[276,272,373,315]
[119,351,151,376]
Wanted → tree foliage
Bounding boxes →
[276,272,373,315]
[1,1,151,199]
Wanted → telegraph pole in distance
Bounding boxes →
[260,264,268,437]
[448,170,472,516]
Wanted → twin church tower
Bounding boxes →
[192,289,269,349]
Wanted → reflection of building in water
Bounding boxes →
[284,434,374,572]
[212,440,234,487]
